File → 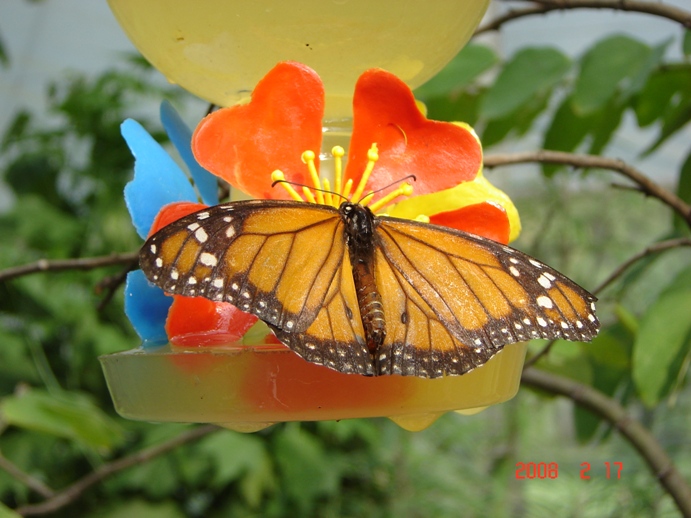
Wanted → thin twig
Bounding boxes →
[0,252,139,283]
[592,237,691,295]
[0,451,55,499]
[95,259,140,311]
[475,0,691,35]
[15,424,218,516]
[521,368,691,517]
[523,339,557,369]
[484,151,691,227]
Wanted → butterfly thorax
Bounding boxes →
[339,202,386,355]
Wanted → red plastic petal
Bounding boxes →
[166,295,258,347]
[149,201,207,236]
[192,62,324,200]
[346,69,482,199]
[429,202,510,245]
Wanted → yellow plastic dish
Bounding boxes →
[106,0,490,119]
[100,342,526,432]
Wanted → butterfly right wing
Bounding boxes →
[140,199,347,334]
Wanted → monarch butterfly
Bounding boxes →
[140,198,599,378]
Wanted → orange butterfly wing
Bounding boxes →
[141,200,347,333]
[372,217,599,377]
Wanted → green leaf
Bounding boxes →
[91,500,186,518]
[532,340,594,386]
[673,152,691,233]
[633,272,691,407]
[542,96,593,174]
[0,33,8,68]
[0,331,40,389]
[197,429,273,506]
[542,94,625,173]
[481,92,549,147]
[415,44,498,98]
[683,30,691,57]
[645,95,691,154]
[0,388,125,451]
[423,89,482,126]
[274,424,340,513]
[588,98,627,155]
[479,47,570,120]
[634,65,691,128]
[573,35,652,115]
[0,503,21,518]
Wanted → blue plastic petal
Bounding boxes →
[160,101,219,206]
[124,270,172,347]
[122,119,198,239]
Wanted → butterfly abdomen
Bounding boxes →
[353,258,386,354]
[340,202,386,355]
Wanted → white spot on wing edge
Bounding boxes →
[537,275,552,289]
[200,252,218,267]
[536,295,553,309]
[195,227,208,243]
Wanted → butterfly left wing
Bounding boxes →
[140,200,348,334]
[372,217,599,377]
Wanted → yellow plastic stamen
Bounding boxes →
[332,146,344,199]
[368,183,414,213]
[302,185,317,204]
[271,170,303,201]
[358,192,374,207]
[342,178,354,200]
[351,143,379,202]
[301,150,324,205]
[322,178,335,208]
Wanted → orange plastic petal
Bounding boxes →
[346,69,482,199]
[166,295,258,347]
[429,202,510,245]
[192,62,324,200]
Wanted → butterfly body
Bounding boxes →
[340,202,386,355]
[140,199,600,378]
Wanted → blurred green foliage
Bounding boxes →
[0,16,690,518]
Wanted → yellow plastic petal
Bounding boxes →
[387,169,522,243]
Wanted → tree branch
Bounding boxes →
[521,368,691,517]
[484,150,691,227]
[476,0,691,35]
[0,252,139,283]
[593,237,691,295]
[0,451,55,499]
[15,424,218,516]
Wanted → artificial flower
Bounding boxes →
[123,62,521,347]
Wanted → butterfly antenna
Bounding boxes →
[271,178,348,205]
[359,175,417,211]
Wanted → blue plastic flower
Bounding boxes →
[122,101,218,346]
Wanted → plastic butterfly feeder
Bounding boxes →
[138,62,600,379]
